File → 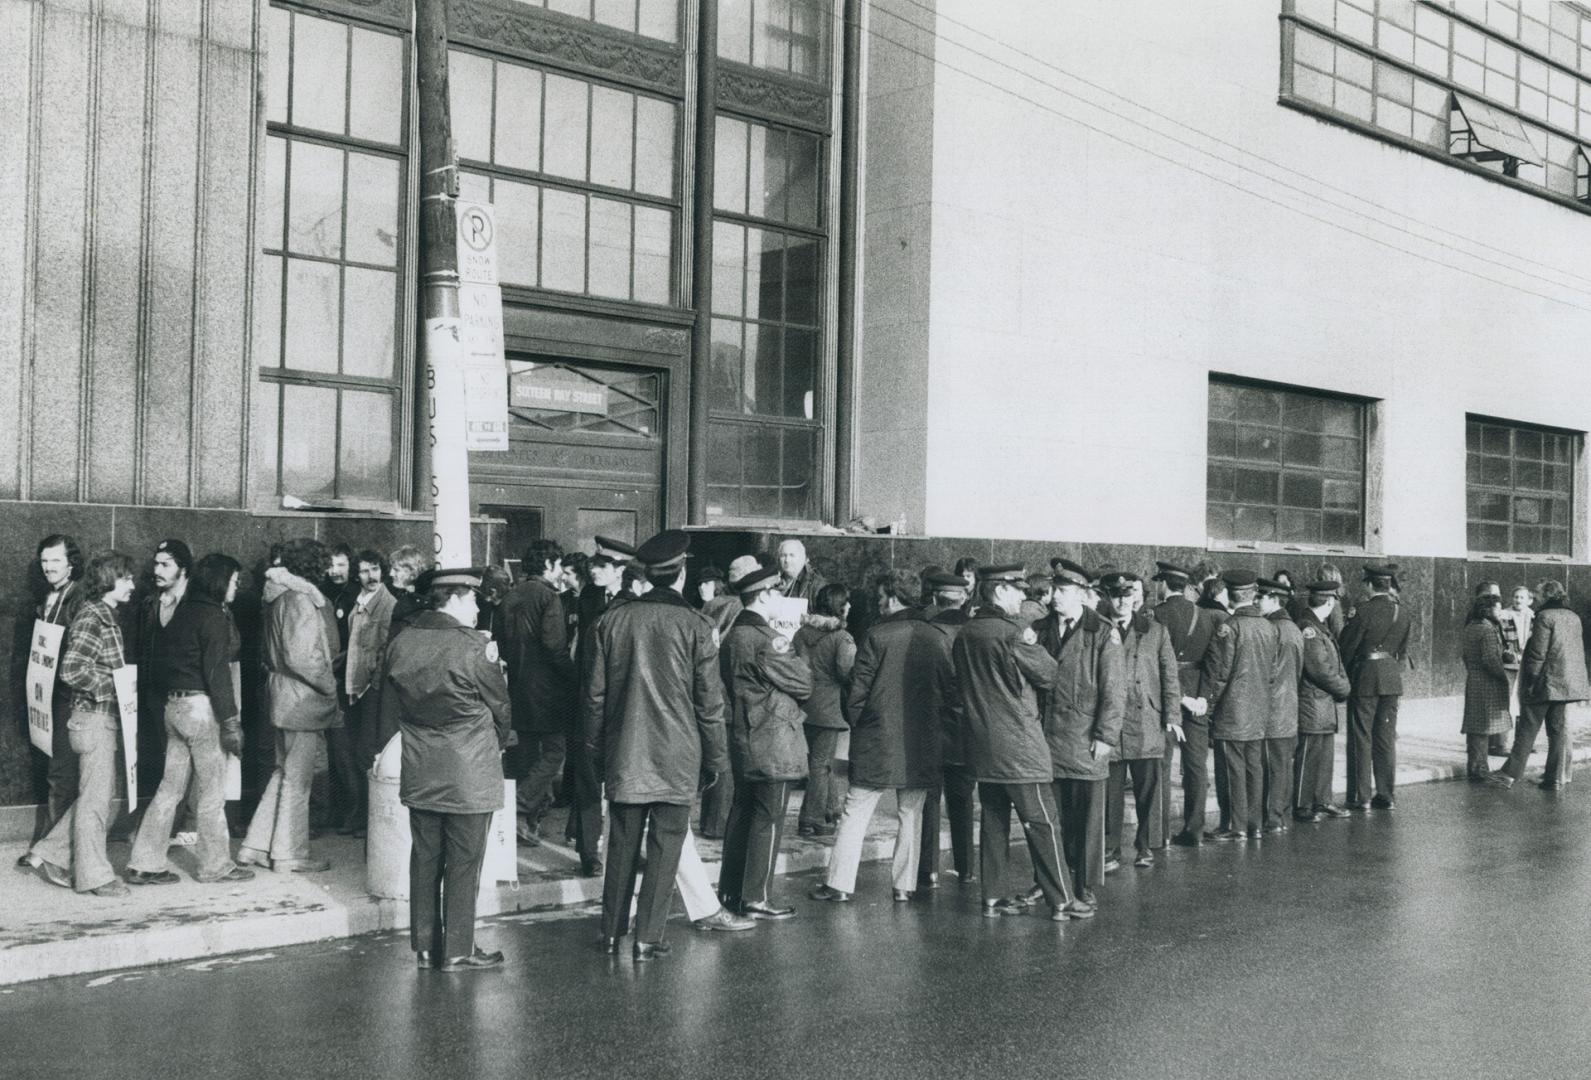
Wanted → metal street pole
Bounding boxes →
[414,0,473,566]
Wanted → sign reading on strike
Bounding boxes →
[25,620,66,756]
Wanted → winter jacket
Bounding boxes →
[1521,600,1590,704]
[1113,613,1179,760]
[930,606,969,766]
[794,616,856,731]
[1339,592,1412,697]
[261,568,341,732]
[500,576,576,734]
[1202,604,1279,742]
[1033,607,1125,781]
[1461,618,1513,735]
[1267,609,1304,740]
[721,609,813,782]
[953,608,1057,784]
[845,608,947,789]
[584,588,728,805]
[1296,606,1351,735]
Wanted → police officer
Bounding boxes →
[1202,570,1278,842]
[584,530,729,960]
[1102,573,1179,869]
[1294,581,1351,821]
[923,570,977,886]
[378,567,511,972]
[1259,578,1303,834]
[1338,564,1412,810]
[1033,560,1124,907]
[953,564,1093,922]
[1150,561,1216,847]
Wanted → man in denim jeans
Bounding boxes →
[126,553,254,885]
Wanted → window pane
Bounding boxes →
[635,96,676,197]
[1209,382,1239,420]
[782,426,817,518]
[593,0,636,33]
[1233,505,1277,542]
[266,6,290,124]
[789,0,827,79]
[291,14,348,136]
[707,422,739,487]
[495,63,542,171]
[450,50,493,163]
[588,197,632,299]
[709,318,743,411]
[637,0,678,43]
[1282,472,1323,509]
[748,322,778,414]
[341,267,397,378]
[287,142,344,259]
[712,220,746,316]
[1323,512,1361,545]
[786,131,820,227]
[283,258,340,373]
[339,389,393,499]
[262,136,287,250]
[753,0,792,71]
[280,383,337,497]
[1282,431,1322,467]
[255,254,283,368]
[1279,508,1323,541]
[633,206,672,305]
[785,235,820,325]
[714,116,748,214]
[784,328,816,419]
[1208,421,1237,459]
[251,380,280,499]
[1236,426,1281,463]
[590,86,635,189]
[349,28,403,145]
[718,0,751,62]
[1236,387,1281,424]
[344,152,400,266]
[1516,428,1543,459]
[1323,477,1360,511]
[541,188,587,292]
[1207,504,1236,541]
[1207,462,1234,500]
[495,178,539,288]
[458,169,490,203]
[1234,468,1277,504]
[744,427,781,516]
[747,227,784,322]
[543,75,590,180]
[749,123,784,221]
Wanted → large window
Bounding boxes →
[450,50,679,304]
[1466,416,1575,556]
[254,5,408,505]
[707,114,825,521]
[718,0,829,80]
[1207,379,1366,547]
[1282,1,1591,205]
[505,0,679,43]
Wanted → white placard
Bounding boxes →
[480,778,519,892]
[457,284,509,452]
[765,596,808,641]
[25,620,65,756]
[226,661,243,800]
[113,664,138,807]
[456,201,498,286]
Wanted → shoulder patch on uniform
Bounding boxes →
[1021,627,1038,646]
[484,640,500,663]
[1216,623,1231,638]
[1302,626,1317,640]
[770,636,791,654]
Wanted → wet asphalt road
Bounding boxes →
[6,778,1591,1080]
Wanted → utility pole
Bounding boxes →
[414,0,473,566]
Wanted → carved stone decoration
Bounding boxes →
[642,326,689,353]
[450,0,685,94]
[716,65,830,132]
[299,0,408,30]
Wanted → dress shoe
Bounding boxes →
[1345,801,1371,811]
[1016,885,1046,907]
[1538,780,1560,791]
[1245,828,1263,841]
[126,869,180,886]
[982,898,1025,918]
[797,824,817,838]
[285,858,332,873]
[91,879,130,897]
[692,908,755,932]
[580,857,603,878]
[917,872,939,891]
[1077,888,1098,907]
[740,901,796,920]
[15,852,39,870]
[440,947,505,971]
[1133,851,1154,868]
[596,935,622,954]
[1263,823,1287,835]
[1294,810,1322,823]
[198,866,256,884]
[1170,831,1202,848]
[1102,856,1122,874]
[808,884,852,903]
[1051,900,1096,921]
[1370,795,1395,810]
[1487,774,1515,789]
[416,949,434,969]
[957,872,979,886]
[39,860,72,889]
[1319,804,1350,818]
[632,941,672,962]
[892,889,913,903]
[1208,828,1244,843]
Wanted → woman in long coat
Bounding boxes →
[1461,593,1512,781]
[794,583,856,837]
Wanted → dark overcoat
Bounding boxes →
[1461,618,1513,735]
[1202,605,1279,742]
[1338,592,1411,697]
[1114,612,1179,760]
[845,608,947,789]
[952,609,1056,784]
[794,617,856,731]
[499,577,576,733]
[1033,607,1124,781]
[1296,607,1350,734]
[1267,609,1304,739]
[721,609,813,782]
[1521,601,1591,704]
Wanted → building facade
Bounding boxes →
[3,0,1590,815]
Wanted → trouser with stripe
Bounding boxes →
[977,781,1075,909]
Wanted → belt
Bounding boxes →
[1367,650,1395,660]
[166,688,208,698]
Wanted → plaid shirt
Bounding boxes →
[1499,608,1532,667]
[60,598,126,712]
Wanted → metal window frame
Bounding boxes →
[1465,413,1581,560]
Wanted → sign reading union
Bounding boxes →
[509,364,609,416]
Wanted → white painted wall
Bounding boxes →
[861,1,1591,555]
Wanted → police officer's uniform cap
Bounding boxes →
[1362,562,1399,581]
[1306,580,1341,597]
[1051,558,1092,588]
[594,534,639,557]
[1221,569,1258,588]
[1150,560,1194,584]
[925,570,969,591]
[1256,576,1292,597]
[976,563,1026,584]
[418,566,485,591]
[1098,571,1139,597]
[733,565,782,595]
[635,529,691,571]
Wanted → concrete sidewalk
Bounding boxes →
[3,695,1586,987]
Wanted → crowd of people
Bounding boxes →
[13,527,1587,969]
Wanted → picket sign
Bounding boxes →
[25,620,65,756]
[112,665,138,808]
